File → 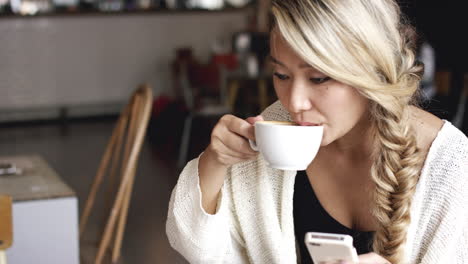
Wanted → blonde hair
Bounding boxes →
[271,0,425,262]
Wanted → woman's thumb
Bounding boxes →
[246,115,264,125]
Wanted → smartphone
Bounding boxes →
[305,232,359,264]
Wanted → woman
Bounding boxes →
[166,0,468,263]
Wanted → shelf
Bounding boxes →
[0,5,252,19]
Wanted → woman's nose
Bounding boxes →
[288,80,312,113]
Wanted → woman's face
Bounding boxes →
[270,31,370,146]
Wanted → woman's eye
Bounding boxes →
[310,77,331,84]
[273,72,289,81]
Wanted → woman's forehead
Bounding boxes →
[270,31,295,56]
[269,31,314,69]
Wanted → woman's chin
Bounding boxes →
[320,136,330,147]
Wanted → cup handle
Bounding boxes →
[249,139,259,151]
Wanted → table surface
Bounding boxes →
[0,155,75,201]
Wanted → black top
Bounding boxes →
[293,170,374,264]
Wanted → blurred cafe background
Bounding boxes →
[0,0,466,263]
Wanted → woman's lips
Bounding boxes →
[296,121,321,126]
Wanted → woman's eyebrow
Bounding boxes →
[268,55,285,66]
[268,55,312,69]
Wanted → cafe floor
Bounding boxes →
[0,117,193,264]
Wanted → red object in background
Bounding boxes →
[172,49,239,99]
[212,53,238,70]
[188,63,220,97]
[152,95,172,117]
[188,53,238,97]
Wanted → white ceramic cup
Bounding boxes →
[249,121,323,170]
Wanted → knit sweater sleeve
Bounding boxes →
[409,123,468,264]
[446,154,468,264]
[453,154,468,263]
[455,220,468,262]
[166,156,236,263]
[166,101,291,263]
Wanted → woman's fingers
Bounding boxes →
[211,135,254,158]
[207,114,261,166]
[212,125,256,156]
[318,253,391,264]
[246,115,264,125]
[221,115,257,141]
[357,253,391,264]
[216,114,258,145]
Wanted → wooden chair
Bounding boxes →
[0,195,12,264]
[79,84,153,264]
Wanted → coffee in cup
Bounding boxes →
[249,121,323,170]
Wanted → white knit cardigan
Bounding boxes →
[166,101,468,264]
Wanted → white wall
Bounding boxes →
[0,11,247,120]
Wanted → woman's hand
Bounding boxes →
[198,114,263,214]
[356,252,391,264]
[319,253,391,264]
[204,114,263,168]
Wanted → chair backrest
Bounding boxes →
[79,84,153,264]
